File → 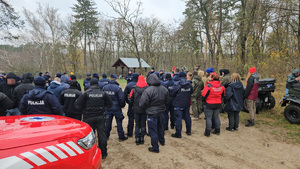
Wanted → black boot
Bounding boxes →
[140,136,144,144]
[204,129,211,137]
[135,138,140,145]
[212,128,220,135]
[245,119,255,127]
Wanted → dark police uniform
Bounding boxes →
[102,74,128,140]
[123,73,139,137]
[162,73,175,130]
[19,76,63,115]
[75,78,112,159]
[170,72,193,138]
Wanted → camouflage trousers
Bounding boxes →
[191,97,203,118]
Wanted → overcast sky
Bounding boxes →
[10,0,187,25]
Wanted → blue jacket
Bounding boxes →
[124,81,138,104]
[163,78,175,106]
[170,77,193,108]
[47,81,66,100]
[19,86,62,115]
[83,77,91,90]
[102,81,125,112]
[172,73,179,82]
[84,81,105,91]
[225,81,244,112]
[125,73,133,84]
[99,78,110,85]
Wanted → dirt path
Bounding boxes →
[101,109,300,169]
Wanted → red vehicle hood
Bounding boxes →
[0,115,90,150]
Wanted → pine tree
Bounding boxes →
[72,0,99,68]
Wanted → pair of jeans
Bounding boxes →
[147,113,164,151]
[174,107,191,136]
[6,108,21,116]
[204,108,220,130]
[227,111,239,129]
[105,110,126,139]
[134,113,147,138]
[83,116,107,155]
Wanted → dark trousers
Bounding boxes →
[228,111,240,129]
[174,107,191,136]
[204,108,220,130]
[66,113,82,121]
[105,110,126,139]
[127,104,134,136]
[134,113,147,138]
[83,116,107,155]
[147,113,165,151]
[163,104,175,130]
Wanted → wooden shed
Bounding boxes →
[112,57,151,78]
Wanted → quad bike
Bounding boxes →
[244,78,276,113]
[281,87,300,124]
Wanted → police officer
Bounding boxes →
[124,73,139,137]
[19,76,63,115]
[83,73,91,90]
[75,78,112,159]
[59,80,82,121]
[140,74,169,153]
[162,73,175,130]
[170,71,193,138]
[85,73,105,91]
[99,73,110,85]
[125,70,133,84]
[102,74,128,141]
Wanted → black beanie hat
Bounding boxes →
[69,80,77,87]
[90,78,99,86]
[34,76,46,85]
[165,73,171,79]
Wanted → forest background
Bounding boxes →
[0,0,299,80]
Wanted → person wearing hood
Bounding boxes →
[47,77,66,101]
[129,75,148,145]
[0,92,14,116]
[99,73,110,85]
[202,74,225,136]
[19,76,63,115]
[147,67,156,78]
[102,74,128,141]
[191,70,204,120]
[125,70,133,84]
[70,75,81,91]
[280,69,300,102]
[219,69,231,88]
[162,73,175,130]
[0,72,21,116]
[224,73,244,131]
[75,78,113,160]
[124,73,139,137]
[170,71,193,138]
[12,72,34,108]
[244,67,260,127]
[59,80,83,121]
[83,73,92,90]
[60,75,70,89]
[139,74,169,153]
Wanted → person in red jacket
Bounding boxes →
[244,67,260,127]
[202,74,225,137]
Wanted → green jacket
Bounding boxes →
[191,75,204,98]
[286,69,300,89]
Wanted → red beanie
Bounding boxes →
[249,67,256,74]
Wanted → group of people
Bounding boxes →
[0,65,266,157]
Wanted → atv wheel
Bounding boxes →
[284,104,300,124]
[265,95,276,109]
